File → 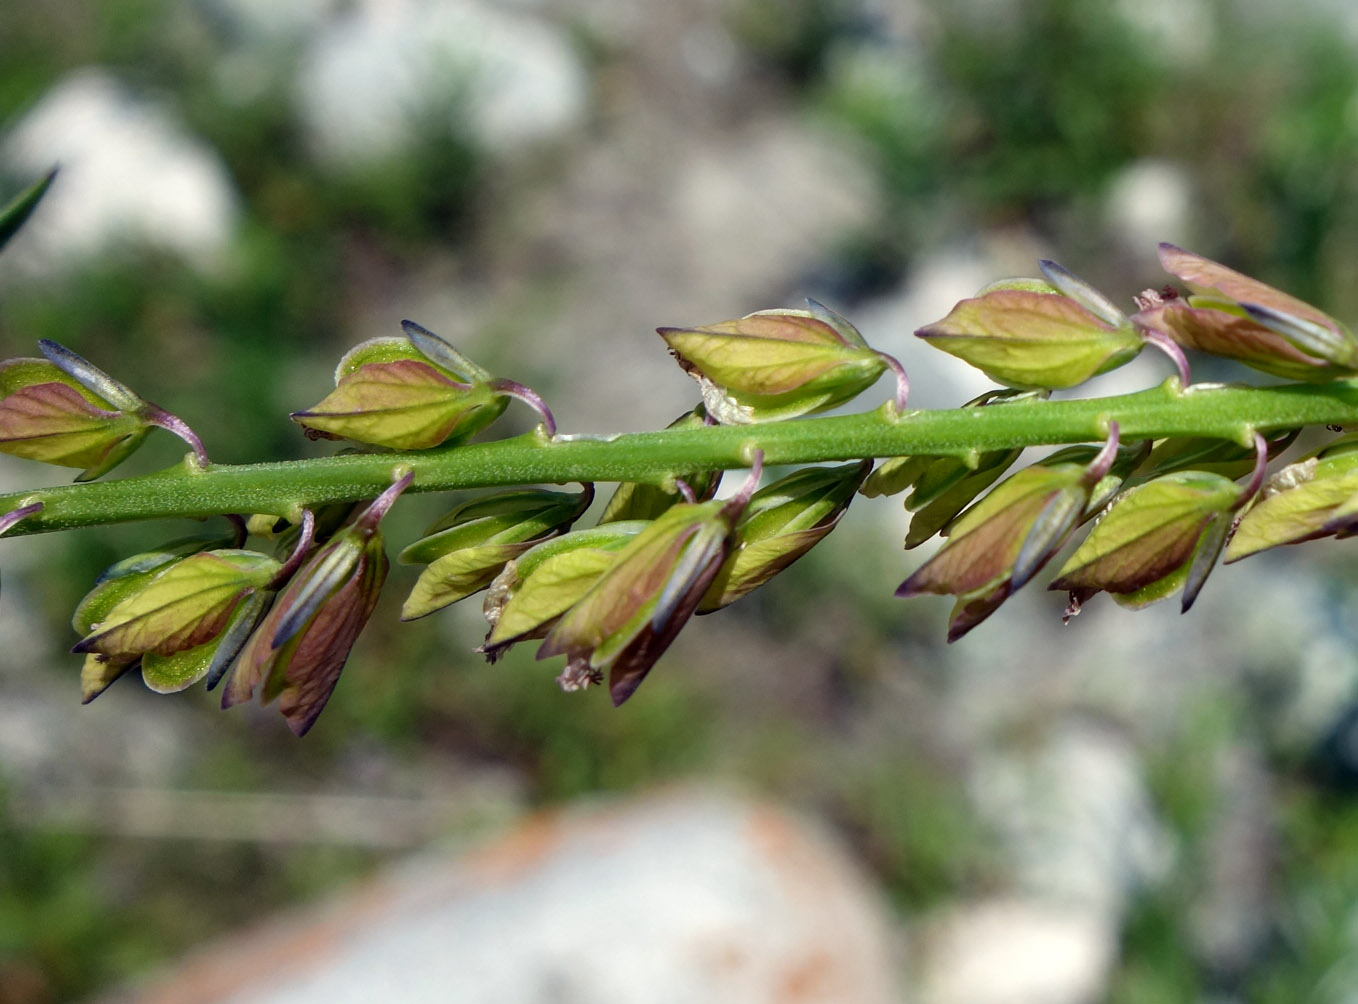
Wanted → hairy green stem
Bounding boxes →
[4,377,1358,537]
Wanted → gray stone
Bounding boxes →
[109,791,904,1004]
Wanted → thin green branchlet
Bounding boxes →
[4,168,1358,734]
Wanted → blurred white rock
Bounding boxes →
[296,0,588,165]
[1104,159,1195,252]
[2,69,239,274]
[917,898,1115,1004]
[111,790,904,1004]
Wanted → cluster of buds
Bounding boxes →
[6,170,1358,739]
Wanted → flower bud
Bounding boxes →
[0,356,150,480]
[1050,434,1266,613]
[398,485,593,620]
[536,457,762,704]
[291,321,555,450]
[1134,244,1358,381]
[0,338,209,479]
[698,460,868,611]
[479,522,648,663]
[916,263,1145,390]
[658,301,905,424]
[896,427,1124,641]
[1226,436,1358,562]
[223,473,410,735]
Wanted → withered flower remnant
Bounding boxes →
[1133,244,1358,382]
[659,301,907,424]
[223,473,410,736]
[398,484,594,620]
[291,320,555,450]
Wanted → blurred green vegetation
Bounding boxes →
[4,0,1358,1001]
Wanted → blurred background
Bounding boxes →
[4,0,1358,1001]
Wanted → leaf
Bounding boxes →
[0,168,57,253]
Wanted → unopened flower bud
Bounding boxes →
[699,460,868,611]
[1134,244,1358,381]
[897,427,1124,640]
[479,522,648,663]
[223,473,411,735]
[398,485,593,620]
[291,321,555,450]
[1051,433,1267,612]
[916,263,1146,390]
[1226,435,1358,562]
[659,301,906,424]
[536,456,762,704]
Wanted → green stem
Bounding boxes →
[5,377,1358,537]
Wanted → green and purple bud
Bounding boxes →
[1133,244,1358,382]
[478,521,649,663]
[536,454,763,704]
[1226,435,1358,562]
[398,484,594,620]
[1051,433,1268,613]
[658,301,907,424]
[70,533,250,701]
[222,472,410,736]
[699,460,868,612]
[915,262,1166,391]
[291,320,555,450]
[599,409,721,522]
[896,426,1126,641]
[0,340,208,480]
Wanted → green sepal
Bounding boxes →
[75,550,280,659]
[659,309,889,423]
[1226,438,1358,561]
[916,288,1144,390]
[399,487,590,565]
[81,654,138,704]
[538,500,740,704]
[402,542,535,620]
[140,590,272,694]
[1139,430,1298,482]
[291,358,508,450]
[483,546,626,657]
[699,461,867,611]
[1050,471,1240,601]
